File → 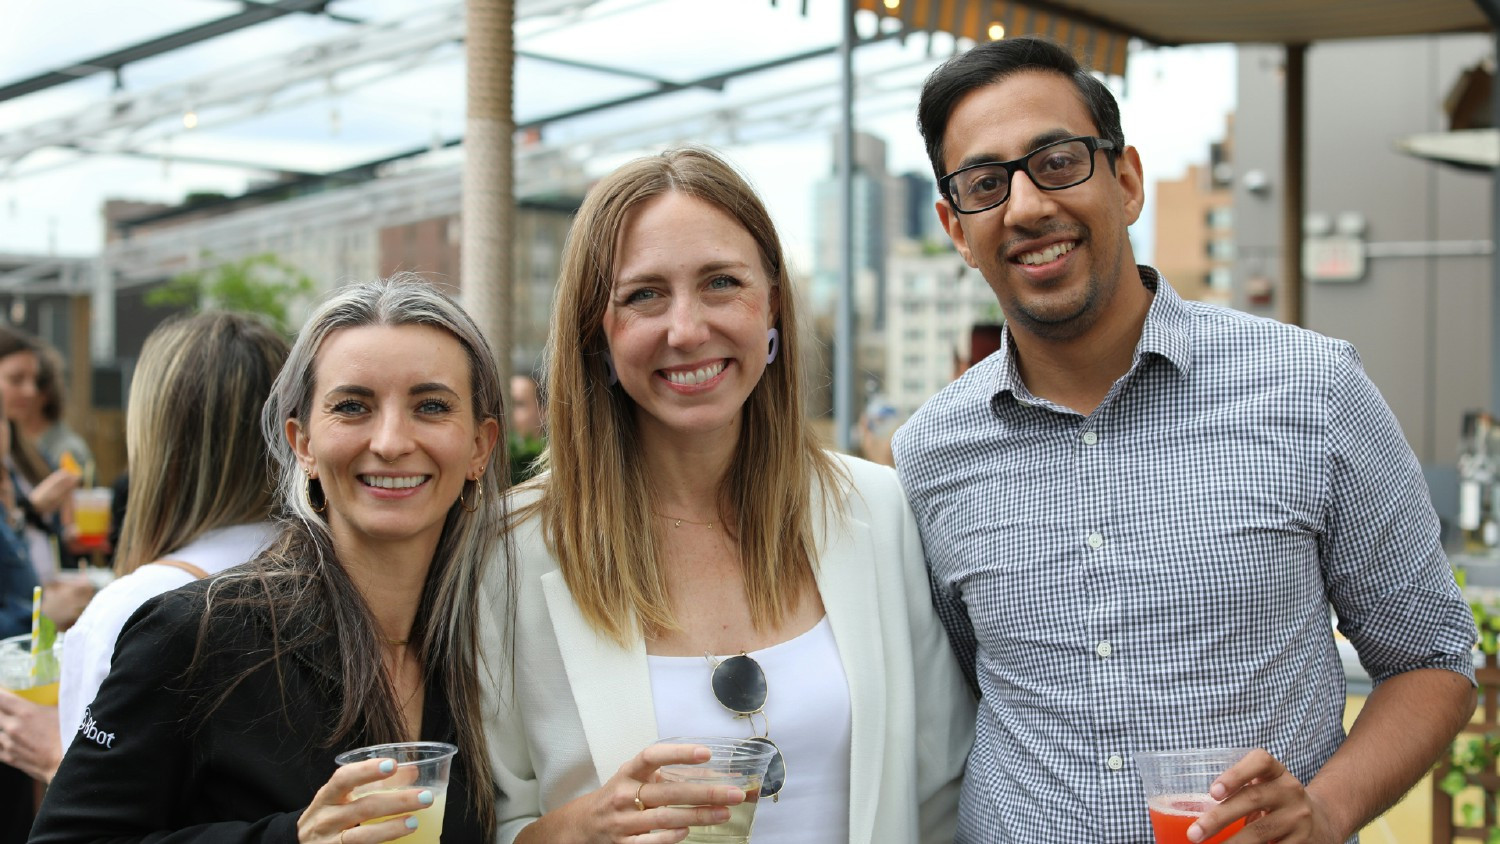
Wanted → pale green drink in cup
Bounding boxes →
[654,737,778,844]
[334,741,456,843]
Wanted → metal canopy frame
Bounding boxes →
[0,0,338,103]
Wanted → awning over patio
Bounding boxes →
[853,0,1487,49]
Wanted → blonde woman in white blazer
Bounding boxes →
[478,148,973,844]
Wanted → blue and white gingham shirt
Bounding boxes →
[893,268,1477,844]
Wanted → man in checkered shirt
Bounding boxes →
[892,35,1477,844]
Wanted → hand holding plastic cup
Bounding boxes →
[334,741,456,843]
[654,737,777,844]
[1135,747,1253,844]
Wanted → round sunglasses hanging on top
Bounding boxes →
[705,651,787,801]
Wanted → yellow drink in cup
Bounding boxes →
[14,680,58,705]
[335,741,457,843]
[357,789,447,844]
[654,738,778,844]
[0,632,61,705]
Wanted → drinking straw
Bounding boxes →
[29,585,40,680]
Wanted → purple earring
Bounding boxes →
[603,351,618,386]
[766,328,780,365]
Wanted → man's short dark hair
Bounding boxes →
[917,36,1125,188]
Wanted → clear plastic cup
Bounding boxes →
[0,631,60,705]
[335,741,456,844]
[654,737,778,844]
[71,487,113,551]
[1134,747,1253,844]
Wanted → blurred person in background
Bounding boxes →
[36,312,287,783]
[0,402,53,842]
[509,372,544,441]
[0,329,88,626]
[32,276,507,843]
[855,394,900,468]
[507,372,546,484]
[481,147,972,844]
[0,313,285,837]
[21,346,93,472]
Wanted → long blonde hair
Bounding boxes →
[533,146,846,645]
[116,312,287,575]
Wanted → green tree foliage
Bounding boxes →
[145,252,314,334]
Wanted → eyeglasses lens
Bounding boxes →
[711,654,767,713]
[1028,139,1094,189]
[951,138,1096,212]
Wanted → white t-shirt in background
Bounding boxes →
[56,522,276,750]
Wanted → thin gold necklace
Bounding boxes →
[655,511,715,529]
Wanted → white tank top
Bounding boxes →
[647,616,852,843]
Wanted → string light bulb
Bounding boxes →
[988,22,1005,40]
[182,109,199,129]
[883,0,900,9]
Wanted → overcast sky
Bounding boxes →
[0,0,1235,267]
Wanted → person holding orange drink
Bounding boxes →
[897,34,1477,844]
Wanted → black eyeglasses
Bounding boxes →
[940,135,1118,215]
[706,652,786,801]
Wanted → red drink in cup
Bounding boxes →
[1135,748,1253,844]
[1148,794,1247,844]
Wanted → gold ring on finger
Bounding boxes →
[339,830,347,844]
[634,781,648,812]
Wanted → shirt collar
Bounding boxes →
[985,265,1193,405]
[1134,266,1193,377]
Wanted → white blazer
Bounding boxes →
[479,454,974,844]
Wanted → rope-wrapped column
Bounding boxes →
[463,0,515,388]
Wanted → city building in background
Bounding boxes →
[1230,33,1493,521]
[1152,114,1235,306]
[808,129,991,427]
[884,247,1002,417]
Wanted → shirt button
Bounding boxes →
[1087,533,1104,549]
[1096,641,1113,658]
[1082,431,1099,445]
[1107,755,1124,771]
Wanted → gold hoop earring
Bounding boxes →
[305,474,327,514]
[458,478,482,513]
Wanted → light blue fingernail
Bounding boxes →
[379,760,394,774]
[405,817,420,830]
[418,790,434,806]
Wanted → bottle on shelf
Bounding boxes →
[1460,410,1498,555]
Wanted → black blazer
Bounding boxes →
[31,577,488,843]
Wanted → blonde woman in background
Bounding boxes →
[53,311,288,760]
[481,147,973,844]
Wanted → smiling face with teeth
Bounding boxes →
[603,190,778,447]
[936,70,1147,344]
[288,323,499,565]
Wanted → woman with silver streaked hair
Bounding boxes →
[34,274,510,844]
